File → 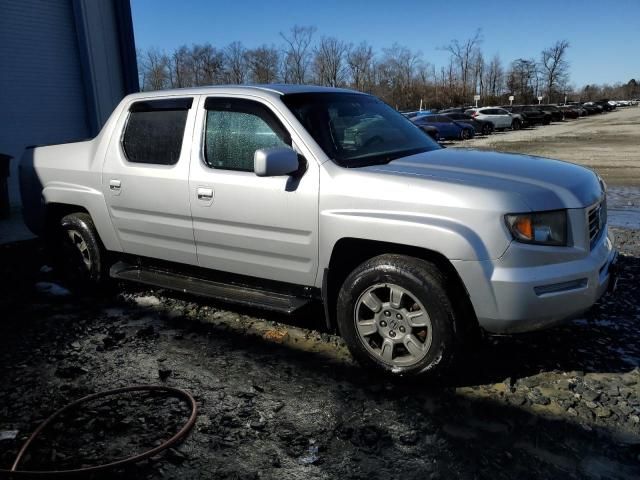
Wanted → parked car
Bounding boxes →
[593,100,615,112]
[558,105,580,119]
[582,103,603,114]
[438,107,467,114]
[443,112,494,135]
[416,124,440,142]
[412,114,475,140]
[464,107,516,130]
[403,111,434,119]
[539,105,564,122]
[19,85,617,377]
[502,105,551,126]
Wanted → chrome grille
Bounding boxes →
[587,199,606,248]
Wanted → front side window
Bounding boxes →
[204,98,290,171]
[122,98,192,165]
[282,93,439,168]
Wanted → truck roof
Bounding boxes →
[125,84,361,100]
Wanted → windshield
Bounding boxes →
[281,92,440,167]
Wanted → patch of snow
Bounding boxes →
[103,308,125,318]
[607,186,640,230]
[39,265,53,273]
[134,295,161,307]
[35,282,71,297]
[0,430,18,441]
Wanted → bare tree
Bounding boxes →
[347,42,375,92]
[246,45,280,84]
[472,51,485,96]
[140,48,170,91]
[484,54,504,98]
[169,46,193,88]
[378,44,423,109]
[540,40,570,102]
[280,25,316,83]
[507,58,538,103]
[224,41,247,84]
[313,36,349,87]
[444,30,482,101]
[199,44,225,85]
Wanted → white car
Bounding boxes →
[465,107,515,130]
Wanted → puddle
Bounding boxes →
[607,186,640,229]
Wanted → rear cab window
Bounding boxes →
[122,98,193,165]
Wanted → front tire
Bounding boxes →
[460,129,472,140]
[56,213,108,288]
[336,255,456,377]
[511,119,522,130]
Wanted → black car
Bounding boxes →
[539,105,564,122]
[502,105,551,127]
[595,99,615,112]
[438,107,467,114]
[582,103,602,114]
[443,112,494,135]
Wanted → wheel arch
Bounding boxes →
[42,185,122,252]
[322,237,479,341]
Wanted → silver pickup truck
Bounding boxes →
[19,85,618,377]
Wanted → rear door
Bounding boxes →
[188,96,319,286]
[431,115,453,138]
[102,97,198,265]
[494,108,511,128]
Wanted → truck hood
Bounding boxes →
[363,148,603,210]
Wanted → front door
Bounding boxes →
[102,97,198,265]
[188,96,319,286]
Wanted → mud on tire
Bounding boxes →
[336,254,456,377]
[54,212,108,289]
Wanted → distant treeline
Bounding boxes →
[137,26,640,110]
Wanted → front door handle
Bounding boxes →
[109,179,121,195]
[197,187,214,201]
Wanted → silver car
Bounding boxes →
[465,107,516,130]
[20,85,618,377]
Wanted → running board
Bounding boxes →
[109,261,311,314]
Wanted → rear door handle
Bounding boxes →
[197,187,214,201]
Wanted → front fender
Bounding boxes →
[316,208,509,287]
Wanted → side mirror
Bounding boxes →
[254,146,299,177]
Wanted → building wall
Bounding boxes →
[0,0,138,206]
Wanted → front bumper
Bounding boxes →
[453,232,618,334]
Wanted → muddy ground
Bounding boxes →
[0,229,639,479]
[450,106,640,186]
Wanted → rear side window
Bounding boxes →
[122,98,192,165]
[204,98,291,171]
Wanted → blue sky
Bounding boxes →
[131,0,639,87]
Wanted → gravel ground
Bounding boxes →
[449,106,640,186]
[0,228,639,479]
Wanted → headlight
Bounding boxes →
[505,210,568,246]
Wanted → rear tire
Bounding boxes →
[336,254,456,377]
[55,213,108,289]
